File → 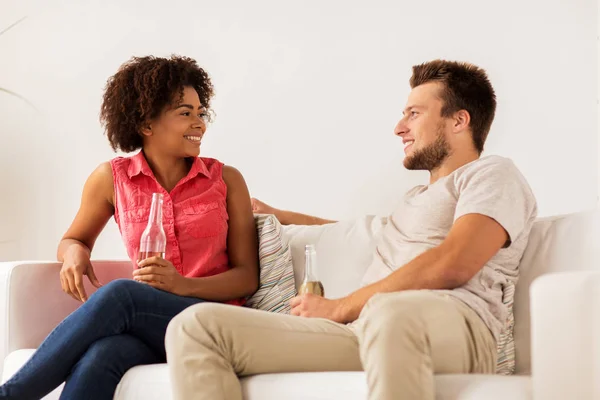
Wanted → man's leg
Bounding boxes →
[355,290,497,400]
[165,303,362,400]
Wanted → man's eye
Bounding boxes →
[199,113,206,119]
[181,112,190,116]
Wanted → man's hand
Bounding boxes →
[290,294,348,323]
[251,197,336,226]
[134,257,189,296]
[251,198,278,215]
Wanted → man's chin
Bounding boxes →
[403,156,418,170]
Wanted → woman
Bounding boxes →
[0,55,259,399]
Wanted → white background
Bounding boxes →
[0,0,597,261]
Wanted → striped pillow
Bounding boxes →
[496,282,516,375]
[245,214,297,313]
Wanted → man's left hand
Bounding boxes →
[290,294,347,323]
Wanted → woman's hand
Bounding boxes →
[134,257,189,296]
[60,244,102,302]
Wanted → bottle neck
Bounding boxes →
[147,194,163,227]
[304,248,318,282]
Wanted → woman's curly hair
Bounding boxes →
[100,55,214,153]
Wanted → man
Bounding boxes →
[165,60,538,400]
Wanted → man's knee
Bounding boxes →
[357,291,443,343]
[166,303,230,351]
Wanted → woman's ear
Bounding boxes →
[140,122,152,137]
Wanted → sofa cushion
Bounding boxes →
[3,349,532,400]
[282,215,387,299]
[243,372,531,400]
[243,372,532,400]
[245,214,296,313]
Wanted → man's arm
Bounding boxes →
[252,198,337,226]
[276,210,337,226]
[291,213,508,322]
[339,213,508,321]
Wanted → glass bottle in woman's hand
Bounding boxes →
[138,193,166,261]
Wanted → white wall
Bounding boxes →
[0,0,597,261]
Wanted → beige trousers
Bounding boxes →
[165,290,497,400]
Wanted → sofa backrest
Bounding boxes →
[282,210,600,375]
[283,215,385,299]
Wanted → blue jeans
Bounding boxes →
[0,279,205,400]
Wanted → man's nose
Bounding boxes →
[394,118,408,137]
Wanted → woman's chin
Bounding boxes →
[184,147,201,158]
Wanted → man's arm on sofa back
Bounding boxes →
[252,198,337,226]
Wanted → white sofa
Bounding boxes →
[1,211,600,400]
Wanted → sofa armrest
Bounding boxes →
[530,271,600,400]
[0,260,132,376]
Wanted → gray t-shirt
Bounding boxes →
[361,155,538,340]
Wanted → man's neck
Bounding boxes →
[142,148,190,192]
[429,151,480,184]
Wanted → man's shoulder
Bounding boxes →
[458,155,538,217]
[456,155,528,184]
[465,155,517,173]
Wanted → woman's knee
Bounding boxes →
[92,279,151,303]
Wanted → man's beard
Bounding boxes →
[403,127,450,171]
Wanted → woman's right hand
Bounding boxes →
[60,244,102,302]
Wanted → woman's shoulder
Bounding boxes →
[198,156,222,170]
[198,157,242,180]
[217,163,243,181]
[84,161,114,183]
[84,161,115,203]
[195,158,247,190]
[220,164,247,193]
[109,154,134,170]
[95,161,114,176]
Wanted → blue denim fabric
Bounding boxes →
[0,279,205,400]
